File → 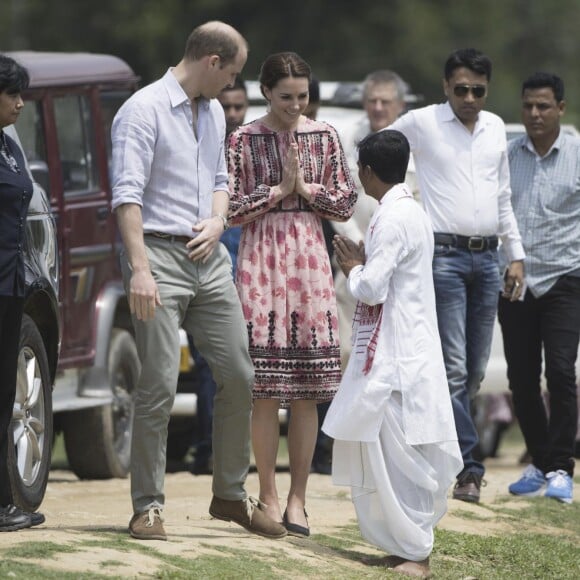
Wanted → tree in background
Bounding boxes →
[2,0,578,124]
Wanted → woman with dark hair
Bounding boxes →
[0,54,45,531]
[228,51,356,535]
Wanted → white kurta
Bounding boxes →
[323,183,463,560]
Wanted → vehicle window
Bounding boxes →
[54,95,99,195]
[14,100,50,195]
[100,90,132,169]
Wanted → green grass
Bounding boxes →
[8,541,79,559]
[434,528,579,579]
[3,508,579,580]
[0,561,111,580]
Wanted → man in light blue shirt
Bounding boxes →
[499,72,580,504]
[112,21,287,540]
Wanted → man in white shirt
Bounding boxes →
[324,130,462,578]
[112,21,286,541]
[390,48,525,503]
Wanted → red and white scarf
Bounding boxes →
[352,301,383,375]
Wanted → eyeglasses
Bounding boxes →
[453,85,487,99]
[222,103,246,111]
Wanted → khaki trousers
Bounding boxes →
[121,238,254,513]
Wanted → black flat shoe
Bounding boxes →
[30,511,45,527]
[283,509,310,538]
[0,505,31,532]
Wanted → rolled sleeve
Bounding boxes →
[111,102,155,210]
[213,136,229,195]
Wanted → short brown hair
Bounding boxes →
[259,52,311,97]
[184,21,247,66]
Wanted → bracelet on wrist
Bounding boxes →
[214,213,229,231]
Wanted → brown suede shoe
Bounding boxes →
[129,508,167,540]
[452,472,483,503]
[209,496,287,539]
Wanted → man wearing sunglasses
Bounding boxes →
[390,48,525,504]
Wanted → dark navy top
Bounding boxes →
[0,130,33,297]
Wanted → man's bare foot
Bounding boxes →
[392,558,431,578]
[362,555,431,578]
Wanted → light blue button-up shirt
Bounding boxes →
[501,131,580,297]
[111,69,228,237]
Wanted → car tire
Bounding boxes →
[8,314,53,512]
[63,329,139,479]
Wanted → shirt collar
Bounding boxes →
[441,100,491,132]
[162,68,210,111]
[379,182,412,205]
[524,129,563,158]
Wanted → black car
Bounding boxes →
[4,125,60,512]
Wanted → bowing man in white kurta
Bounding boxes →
[323,130,463,572]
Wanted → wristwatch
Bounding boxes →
[215,212,229,231]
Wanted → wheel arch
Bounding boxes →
[80,280,132,396]
[24,284,60,385]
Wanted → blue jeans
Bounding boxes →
[433,245,500,477]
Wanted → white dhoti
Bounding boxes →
[323,185,463,560]
[331,392,461,561]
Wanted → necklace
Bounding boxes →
[0,131,21,174]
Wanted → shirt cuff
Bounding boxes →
[501,239,525,263]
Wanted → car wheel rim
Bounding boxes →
[14,346,46,487]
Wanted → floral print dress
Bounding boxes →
[228,117,357,404]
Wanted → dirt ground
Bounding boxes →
[1,443,576,578]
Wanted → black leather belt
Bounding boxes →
[145,232,191,244]
[434,233,498,252]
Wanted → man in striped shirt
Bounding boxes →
[499,72,580,504]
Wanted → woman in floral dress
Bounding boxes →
[227,52,356,534]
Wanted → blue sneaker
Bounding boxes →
[508,464,546,496]
[545,470,573,504]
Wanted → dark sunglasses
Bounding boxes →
[453,85,487,99]
[222,103,245,111]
